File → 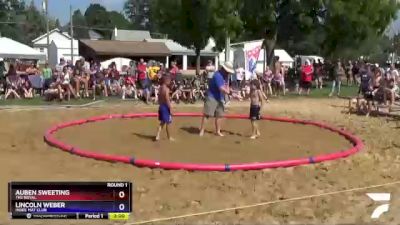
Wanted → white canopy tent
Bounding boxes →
[0,37,45,60]
[101,57,132,71]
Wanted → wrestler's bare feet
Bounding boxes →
[155,135,160,141]
[168,137,175,142]
[216,132,224,137]
[199,129,205,137]
[250,135,257,140]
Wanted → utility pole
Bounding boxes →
[70,5,74,64]
[225,32,230,63]
[43,0,49,61]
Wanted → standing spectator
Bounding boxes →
[128,60,137,79]
[314,59,323,89]
[41,62,52,93]
[55,58,66,73]
[169,61,179,81]
[157,63,166,79]
[345,60,353,86]
[390,63,399,84]
[262,66,273,96]
[299,60,313,95]
[25,63,39,76]
[148,61,160,81]
[352,61,360,86]
[137,58,150,103]
[329,61,345,97]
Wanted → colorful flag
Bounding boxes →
[245,45,261,74]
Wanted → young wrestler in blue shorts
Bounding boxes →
[155,75,174,141]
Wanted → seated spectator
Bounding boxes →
[21,78,33,99]
[72,61,89,98]
[92,69,108,100]
[109,65,122,95]
[61,66,77,101]
[44,82,62,101]
[121,76,137,100]
[5,65,21,99]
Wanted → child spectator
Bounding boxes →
[122,76,137,100]
[249,79,264,139]
[155,75,174,141]
[263,66,273,96]
[92,69,108,100]
[329,61,345,97]
[358,66,373,116]
[61,66,77,101]
[73,61,89,98]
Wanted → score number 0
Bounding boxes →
[118,191,125,211]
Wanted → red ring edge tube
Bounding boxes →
[44,113,364,171]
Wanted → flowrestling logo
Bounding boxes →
[367,193,391,219]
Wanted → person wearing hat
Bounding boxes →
[199,61,234,137]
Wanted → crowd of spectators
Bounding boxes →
[0,57,210,104]
[0,56,398,114]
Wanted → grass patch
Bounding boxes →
[0,84,359,106]
[284,84,358,99]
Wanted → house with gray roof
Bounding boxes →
[107,28,218,70]
[112,28,151,41]
[144,38,218,70]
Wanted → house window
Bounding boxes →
[40,48,44,53]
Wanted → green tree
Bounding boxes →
[21,0,47,44]
[84,4,112,38]
[152,0,211,75]
[0,0,26,43]
[72,9,89,39]
[240,0,321,66]
[208,0,243,51]
[124,0,153,31]
[321,0,399,58]
[109,11,133,30]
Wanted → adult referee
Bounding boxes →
[199,61,234,137]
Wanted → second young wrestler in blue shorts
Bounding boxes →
[155,75,174,141]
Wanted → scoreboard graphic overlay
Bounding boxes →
[8,182,132,220]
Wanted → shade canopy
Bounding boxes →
[79,40,170,58]
[0,37,45,60]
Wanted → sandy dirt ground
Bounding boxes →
[1,98,400,225]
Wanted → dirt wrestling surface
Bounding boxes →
[1,98,400,225]
[55,117,351,164]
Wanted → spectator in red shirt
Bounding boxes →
[169,61,179,80]
[137,58,147,86]
[298,60,313,95]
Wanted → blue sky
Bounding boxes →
[32,0,126,24]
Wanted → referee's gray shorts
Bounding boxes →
[203,96,224,118]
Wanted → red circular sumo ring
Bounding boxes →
[44,113,364,172]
